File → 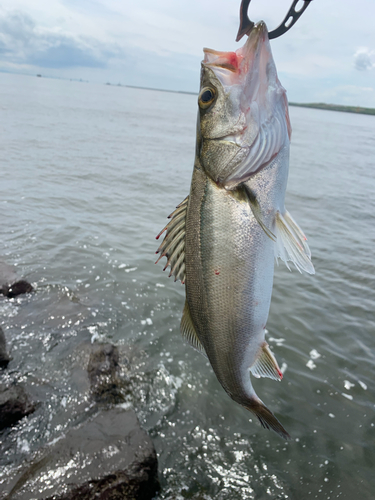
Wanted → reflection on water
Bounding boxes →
[0,73,375,498]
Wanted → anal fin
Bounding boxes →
[250,342,283,381]
[274,210,315,275]
[180,300,207,357]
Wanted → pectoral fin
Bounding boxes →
[155,196,188,283]
[243,185,276,241]
[274,210,315,274]
[250,342,283,381]
[180,300,207,356]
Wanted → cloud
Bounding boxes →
[0,11,121,69]
[0,9,200,91]
[354,47,375,71]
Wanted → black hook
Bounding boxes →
[236,0,313,42]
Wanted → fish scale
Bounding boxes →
[185,156,280,418]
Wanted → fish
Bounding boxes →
[156,21,314,439]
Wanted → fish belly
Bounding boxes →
[185,166,275,402]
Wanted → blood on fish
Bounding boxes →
[208,51,242,73]
[228,52,237,66]
[224,52,240,71]
[214,270,220,275]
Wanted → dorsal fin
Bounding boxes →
[155,196,188,283]
[180,300,206,356]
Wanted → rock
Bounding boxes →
[4,408,159,500]
[0,326,10,368]
[0,384,36,430]
[1,280,34,298]
[87,343,125,404]
[0,260,33,298]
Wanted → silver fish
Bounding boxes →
[156,22,314,439]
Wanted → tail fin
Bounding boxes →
[248,399,291,440]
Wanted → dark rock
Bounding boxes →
[1,280,34,298]
[4,408,159,500]
[0,384,36,430]
[0,260,33,299]
[49,459,159,500]
[0,326,10,368]
[87,343,125,404]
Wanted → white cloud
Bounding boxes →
[0,11,122,68]
[354,47,375,71]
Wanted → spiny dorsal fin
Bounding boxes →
[250,342,283,381]
[180,300,207,356]
[155,196,188,283]
[274,210,315,275]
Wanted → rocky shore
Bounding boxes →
[0,260,160,500]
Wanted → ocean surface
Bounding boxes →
[1,72,375,499]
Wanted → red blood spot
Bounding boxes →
[156,235,160,240]
[214,270,220,275]
[278,370,283,380]
[227,52,238,69]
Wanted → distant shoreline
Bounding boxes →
[123,84,196,96]
[123,84,375,116]
[4,72,375,116]
[289,102,375,116]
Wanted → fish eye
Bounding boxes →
[198,87,216,108]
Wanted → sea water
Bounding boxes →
[1,72,375,499]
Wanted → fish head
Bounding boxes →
[197,21,291,188]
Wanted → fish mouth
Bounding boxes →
[212,121,248,146]
[202,22,268,88]
[220,134,243,146]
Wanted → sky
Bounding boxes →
[0,0,375,106]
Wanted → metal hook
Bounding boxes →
[236,0,313,42]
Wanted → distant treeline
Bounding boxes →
[111,84,375,116]
[289,102,375,116]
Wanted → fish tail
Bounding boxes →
[247,398,291,440]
